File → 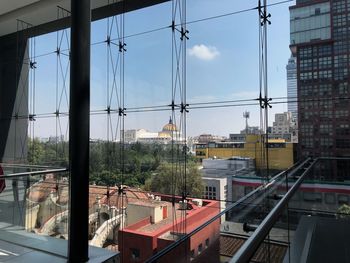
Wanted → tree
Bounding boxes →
[146,162,204,198]
[337,204,350,219]
[28,138,45,164]
[90,170,119,186]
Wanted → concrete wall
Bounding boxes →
[126,203,163,225]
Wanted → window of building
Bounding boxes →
[319,100,332,109]
[318,45,332,56]
[204,186,217,200]
[334,68,348,80]
[337,82,349,95]
[319,84,332,95]
[208,142,216,148]
[338,194,349,205]
[301,111,315,120]
[320,110,332,119]
[320,151,334,157]
[300,72,313,81]
[299,47,312,59]
[205,238,210,248]
[335,99,349,108]
[300,124,313,136]
[334,55,348,68]
[196,151,206,156]
[333,1,346,13]
[302,137,314,148]
[319,56,332,69]
[336,139,350,148]
[300,58,313,70]
[130,248,140,261]
[325,193,336,204]
[198,244,203,254]
[336,124,350,135]
[320,124,333,135]
[333,27,348,39]
[320,137,333,148]
[319,70,332,80]
[303,192,322,202]
[334,41,348,54]
[190,250,195,261]
[335,110,349,118]
[268,143,286,148]
[333,14,347,27]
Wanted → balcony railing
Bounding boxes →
[0,164,118,262]
[143,157,350,263]
[1,158,349,262]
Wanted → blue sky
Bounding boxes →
[31,0,294,139]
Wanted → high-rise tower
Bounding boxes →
[286,55,297,121]
[290,0,350,165]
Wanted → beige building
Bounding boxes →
[122,118,183,144]
[272,112,298,143]
[126,198,168,225]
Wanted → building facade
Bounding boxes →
[200,158,254,217]
[122,118,183,144]
[287,55,298,121]
[271,112,298,142]
[118,195,220,263]
[290,0,350,162]
[272,112,294,134]
[194,135,294,170]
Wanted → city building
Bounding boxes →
[272,112,293,134]
[196,134,227,144]
[188,134,227,155]
[200,158,254,216]
[240,126,263,135]
[272,112,298,143]
[25,178,150,248]
[194,134,294,170]
[38,135,65,143]
[1,0,349,262]
[229,133,247,142]
[122,118,183,144]
[118,195,220,263]
[290,0,350,161]
[286,55,298,121]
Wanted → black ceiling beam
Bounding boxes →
[0,0,170,41]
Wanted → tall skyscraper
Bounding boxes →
[286,55,297,121]
[290,0,350,161]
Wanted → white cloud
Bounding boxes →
[188,44,220,61]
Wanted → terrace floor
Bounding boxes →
[0,224,118,263]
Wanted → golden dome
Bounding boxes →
[162,117,178,132]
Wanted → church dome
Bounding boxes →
[162,117,178,132]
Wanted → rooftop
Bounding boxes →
[123,197,219,235]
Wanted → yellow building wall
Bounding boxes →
[199,135,294,170]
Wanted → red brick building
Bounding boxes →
[118,195,220,263]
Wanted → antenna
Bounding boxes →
[243,111,250,134]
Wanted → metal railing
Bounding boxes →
[230,157,317,263]
[3,168,68,179]
[145,158,312,263]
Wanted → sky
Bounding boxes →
[30,0,294,139]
